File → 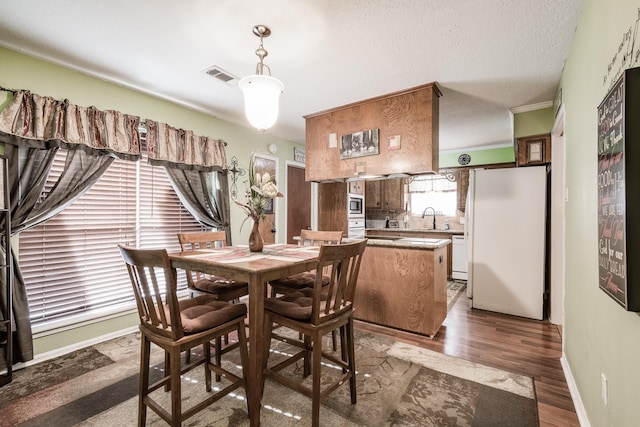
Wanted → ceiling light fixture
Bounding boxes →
[239,25,284,133]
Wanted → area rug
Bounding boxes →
[1,328,536,427]
[447,280,467,311]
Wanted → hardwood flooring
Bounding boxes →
[354,294,579,427]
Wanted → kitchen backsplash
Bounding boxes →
[366,211,464,231]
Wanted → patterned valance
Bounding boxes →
[0,90,141,160]
[145,119,228,171]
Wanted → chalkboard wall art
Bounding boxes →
[597,66,640,311]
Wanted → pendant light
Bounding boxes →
[239,25,284,133]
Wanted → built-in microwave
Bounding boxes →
[348,193,364,218]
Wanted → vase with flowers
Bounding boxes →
[235,153,283,252]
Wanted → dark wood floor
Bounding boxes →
[354,294,579,427]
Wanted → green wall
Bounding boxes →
[0,46,302,354]
[513,106,554,138]
[440,145,515,168]
[561,1,640,425]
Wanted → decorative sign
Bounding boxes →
[293,147,306,163]
[597,67,640,311]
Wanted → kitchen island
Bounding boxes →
[366,228,462,279]
[348,237,450,338]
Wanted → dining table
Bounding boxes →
[168,243,321,427]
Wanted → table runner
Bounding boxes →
[178,244,320,264]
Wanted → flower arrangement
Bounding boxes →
[235,153,283,228]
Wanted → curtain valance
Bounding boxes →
[145,119,228,172]
[0,90,141,161]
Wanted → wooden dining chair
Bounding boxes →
[177,231,249,301]
[269,229,343,297]
[269,229,343,350]
[261,239,367,427]
[177,231,249,371]
[118,245,250,426]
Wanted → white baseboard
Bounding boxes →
[561,352,590,427]
[6,326,139,373]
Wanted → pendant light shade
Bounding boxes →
[239,74,284,132]
[241,25,284,133]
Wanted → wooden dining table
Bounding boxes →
[168,243,321,426]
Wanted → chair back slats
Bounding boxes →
[299,229,343,246]
[177,231,228,286]
[118,245,184,340]
[310,239,367,324]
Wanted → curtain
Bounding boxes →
[145,118,232,243]
[0,90,140,364]
[166,169,232,244]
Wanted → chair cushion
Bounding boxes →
[175,295,247,334]
[264,291,313,320]
[270,272,330,291]
[194,276,248,295]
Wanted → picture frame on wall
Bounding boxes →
[253,154,277,215]
[340,128,380,160]
[528,141,543,162]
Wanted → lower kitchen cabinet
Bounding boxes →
[366,229,458,279]
[354,243,448,337]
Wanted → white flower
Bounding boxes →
[262,181,279,198]
[262,172,271,184]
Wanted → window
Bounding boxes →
[408,174,457,216]
[19,151,206,326]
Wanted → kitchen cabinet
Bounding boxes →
[365,178,404,210]
[304,83,441,181]
[515,133,551,167]
[348,180,364,195]
[354,242,447,337]
[366,229,458,279]
[317,181,348,236]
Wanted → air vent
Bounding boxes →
[202,65,239,86]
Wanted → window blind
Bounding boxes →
[19,151,206,325]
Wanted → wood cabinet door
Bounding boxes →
[383,178,404,210]
[365,181,382,208]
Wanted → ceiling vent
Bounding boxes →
[203,65,239,86]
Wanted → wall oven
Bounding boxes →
[347,193,364,218]
[348,218,365,239]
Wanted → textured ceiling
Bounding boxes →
[0,0,584,152]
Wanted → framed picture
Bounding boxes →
[340,128,380,160]
[528,140,543,163]
[294,146,306,163]
[253,154,277,214]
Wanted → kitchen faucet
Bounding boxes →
[421,206,436,230]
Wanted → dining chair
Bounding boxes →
[268,229,343,350]
[118,245,250,426]
[177,231,249,301]
[177,231,249,369]
[261,239,367,427]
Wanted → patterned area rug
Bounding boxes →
[447,280,467,311]
[1,327,537,427]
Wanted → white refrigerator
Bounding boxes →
[465,166,547,320]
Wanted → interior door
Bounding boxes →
[286,164,311,243]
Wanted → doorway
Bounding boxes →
[286,163,311,244]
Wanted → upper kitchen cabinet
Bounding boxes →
[348,181,364,195]
[515,133,551,167]
[365,178,404,210]
[304,83,441,182]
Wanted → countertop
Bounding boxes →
[345,236,451,249]
[366,228,464,236]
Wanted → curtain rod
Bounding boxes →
[0,85,17,94]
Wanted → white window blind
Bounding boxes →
[19,150,206,325]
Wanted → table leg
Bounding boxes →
[247,273,265,426]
